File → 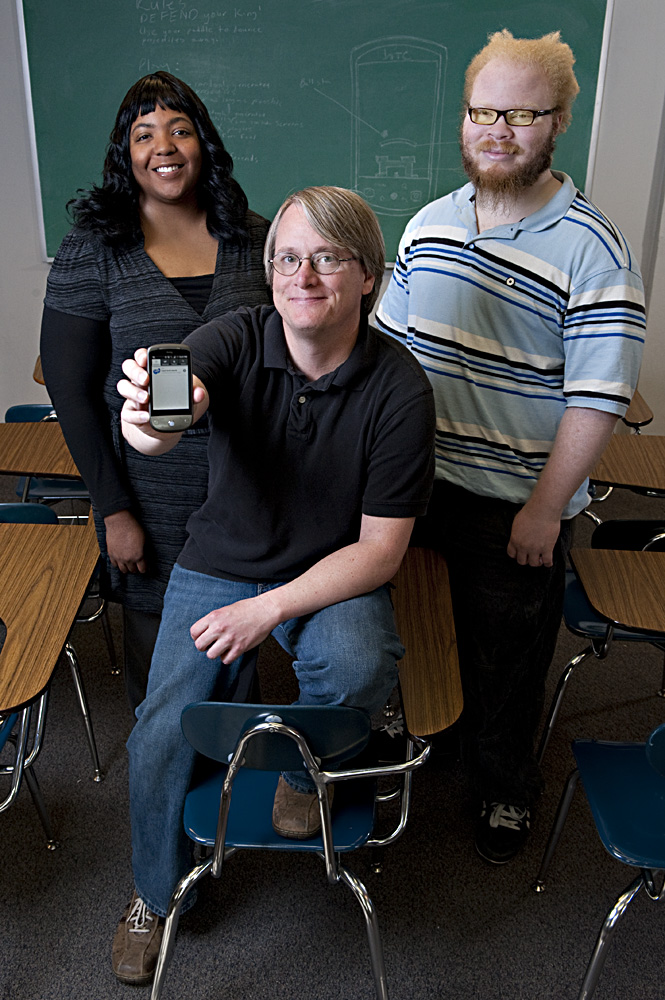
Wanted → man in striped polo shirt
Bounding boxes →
[376,29,645,864]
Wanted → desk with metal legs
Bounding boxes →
[0,421,81,480]
[0,518,102,785]
[590,434,665,494]
[569,547,665,635]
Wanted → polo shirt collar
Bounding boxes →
[454,170,577,241]
[262,308,376,391]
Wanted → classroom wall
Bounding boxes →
[1,0,664,429]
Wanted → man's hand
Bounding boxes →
[507,503,561,568]
[104,509,147,574]
[117,347,209,455]
[190,592,283,663]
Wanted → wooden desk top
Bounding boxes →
[590,433,665,492]
[0,519,99,711]
[0,422,81,478]
[570,547,665,634]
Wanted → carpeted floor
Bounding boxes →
[1,477,664,1000]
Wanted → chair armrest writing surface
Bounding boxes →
[0,422,81,478]
[0,519,99,711]
[392,546,463,737]
[622,389,653,430]
[569,547,665,635]
[590,434,665,492]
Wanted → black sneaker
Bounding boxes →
[475,801,531,864]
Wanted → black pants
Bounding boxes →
[412,481,572,807]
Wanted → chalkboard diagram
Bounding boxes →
[352,38,447,217]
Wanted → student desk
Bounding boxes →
[0,421,81,480]
[590,434,665,494]
[0,518,99,712]
[569,547,665,634]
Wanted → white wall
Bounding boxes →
[2,0,664,427]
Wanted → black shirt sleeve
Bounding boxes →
[39,306,134,518]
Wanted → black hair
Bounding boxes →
[69,71,248,246]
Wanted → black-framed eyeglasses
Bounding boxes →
[467,106,558,127]
[269,251,356,276]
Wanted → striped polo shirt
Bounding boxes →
[375,172,646,517]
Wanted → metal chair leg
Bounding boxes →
[100,605,120,675]
[64,641,102,781]
[578,874,644,1000]
[338,864,388,1000]
[150,857,213,1000]
[537,649,593,764]
[533,769,580,892]
[22,764,59,850]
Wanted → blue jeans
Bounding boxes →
[127,563,403,917]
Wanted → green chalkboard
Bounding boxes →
[20,0,609,259]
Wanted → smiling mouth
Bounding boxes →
[154,164,183,175]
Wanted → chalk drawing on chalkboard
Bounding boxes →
[351,37,447,216]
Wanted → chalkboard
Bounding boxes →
[19,0,609,260]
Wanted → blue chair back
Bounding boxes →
[4,404,56,423]
[0,503,58,524]
[646,722,665,777]
[181,702,371,771]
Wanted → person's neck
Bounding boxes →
[284,323,361,383]
[139,194,207,239]
[474,170,562,233]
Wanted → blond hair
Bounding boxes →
[264,186,385,314]
[464,29,580,132]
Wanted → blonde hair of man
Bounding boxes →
[464,29,580,132]
[264,186,386,315]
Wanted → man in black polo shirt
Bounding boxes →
[112,186,434,986]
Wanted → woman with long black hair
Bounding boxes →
[40,72,271,711]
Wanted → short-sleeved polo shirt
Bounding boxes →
[178,305,435,583]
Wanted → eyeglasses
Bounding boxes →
[467,107,558,127]
[269,251,356,276]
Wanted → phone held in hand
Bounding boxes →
[147,343,193,432]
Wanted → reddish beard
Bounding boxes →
[460,129,556,204]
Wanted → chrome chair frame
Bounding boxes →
[0,690,58,849]
[150,706,430,1000]
[537,520,665,764]
[533,724,665,999]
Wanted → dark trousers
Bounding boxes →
[412,481,572,807]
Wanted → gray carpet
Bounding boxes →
[2,477,664,1000]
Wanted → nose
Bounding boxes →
[487,117,514,140]
[294,258,319,284]
[154,129,177,154]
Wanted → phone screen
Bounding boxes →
[148,344,193,431]
[150,350,191,414]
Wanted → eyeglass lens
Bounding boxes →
[271,252,345,275]
[469,108,538,126]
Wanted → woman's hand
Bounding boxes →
[104,509,147,574]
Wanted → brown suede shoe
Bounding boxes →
[112,890,164,985]
[272,775,334,839]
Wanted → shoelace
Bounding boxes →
[487,802,529,831]
[127,896,154,935]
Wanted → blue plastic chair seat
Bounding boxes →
[184,766,376,853]
[574,739,665,868]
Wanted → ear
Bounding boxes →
[552,110,565,136]
[361,268,375,297]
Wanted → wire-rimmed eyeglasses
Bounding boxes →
[467,107,558,127]
[269,251,356,276]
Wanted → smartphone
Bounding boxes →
[147,343,193,432]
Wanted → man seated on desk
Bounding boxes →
[112,185,435,985]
